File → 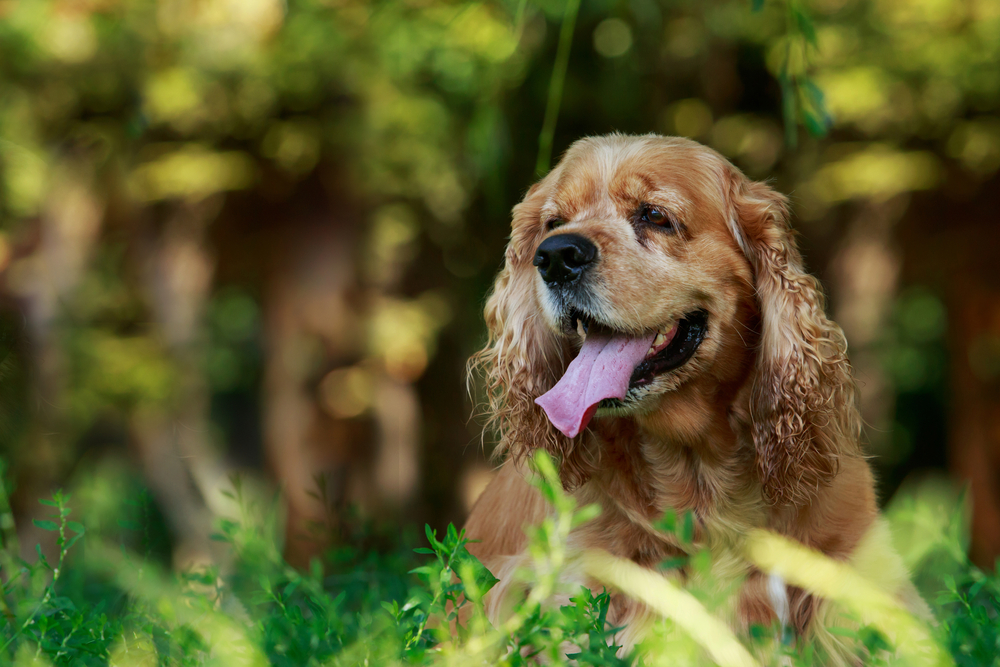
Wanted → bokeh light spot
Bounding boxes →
[805,146,941,202]
[320,367,375,419]
[261,121,321,175]
[897,290,947,343]
[129,145,257,202]
[593,19,633,59]
[947,119,1000,176]
[45,14,97,63]
[670,99,713,139]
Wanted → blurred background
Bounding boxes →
[0,0,997,571]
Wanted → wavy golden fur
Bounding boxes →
[465,134,925,657]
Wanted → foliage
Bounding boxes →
[937,565,1000,667]
[0,452,990,666]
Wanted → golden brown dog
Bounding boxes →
[465,134,926,657]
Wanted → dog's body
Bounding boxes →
[464,134,925,657]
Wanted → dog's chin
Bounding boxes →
[594,377,685,418]
[594,377,683,417]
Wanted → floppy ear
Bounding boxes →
[727,170,861,506]
[469,188,594,489]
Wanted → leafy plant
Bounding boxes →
[751,0,832,145]
[0,454,991,666]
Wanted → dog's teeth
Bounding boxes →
[646,345,656,358]
[653,333,667,348]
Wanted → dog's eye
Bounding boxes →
[639,205,672,228]
[546,218,565,230]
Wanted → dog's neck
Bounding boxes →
[579,377,764,563]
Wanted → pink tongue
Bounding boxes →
[535,331,657,438]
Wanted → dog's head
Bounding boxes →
[472,134,859,505]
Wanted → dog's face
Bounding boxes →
[522,135,756,414]
[477,133,855,503]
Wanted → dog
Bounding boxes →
[464,134,928,659]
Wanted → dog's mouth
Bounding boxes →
[536,309,709,438]
[627,310,708,387]
[566,309,708,386]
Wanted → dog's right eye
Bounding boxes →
[546,218,565,230]
[638,204,674,230]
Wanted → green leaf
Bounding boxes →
[33,519,58,531]
[571,503,602,528]
[654,509,677,534]
[803,110,826,137]
[680,511,694,544]
[802,79,825,106]
[751,0,765,10]
[455,551,499,600]
[424,524,444,553]
[658,556,688,571]
[792,6,818,47]
[827,626,858,638]
[690,548,711,574]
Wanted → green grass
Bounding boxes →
[0,454,995,667]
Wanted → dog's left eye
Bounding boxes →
[639,204,672,228]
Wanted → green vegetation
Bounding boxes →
[0,452,993,667]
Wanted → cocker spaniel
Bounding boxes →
[464,134,927,658]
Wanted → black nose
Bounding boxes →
[533,233,597,285]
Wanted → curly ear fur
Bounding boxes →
[727,171,861,506]
[469,187,594,489]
